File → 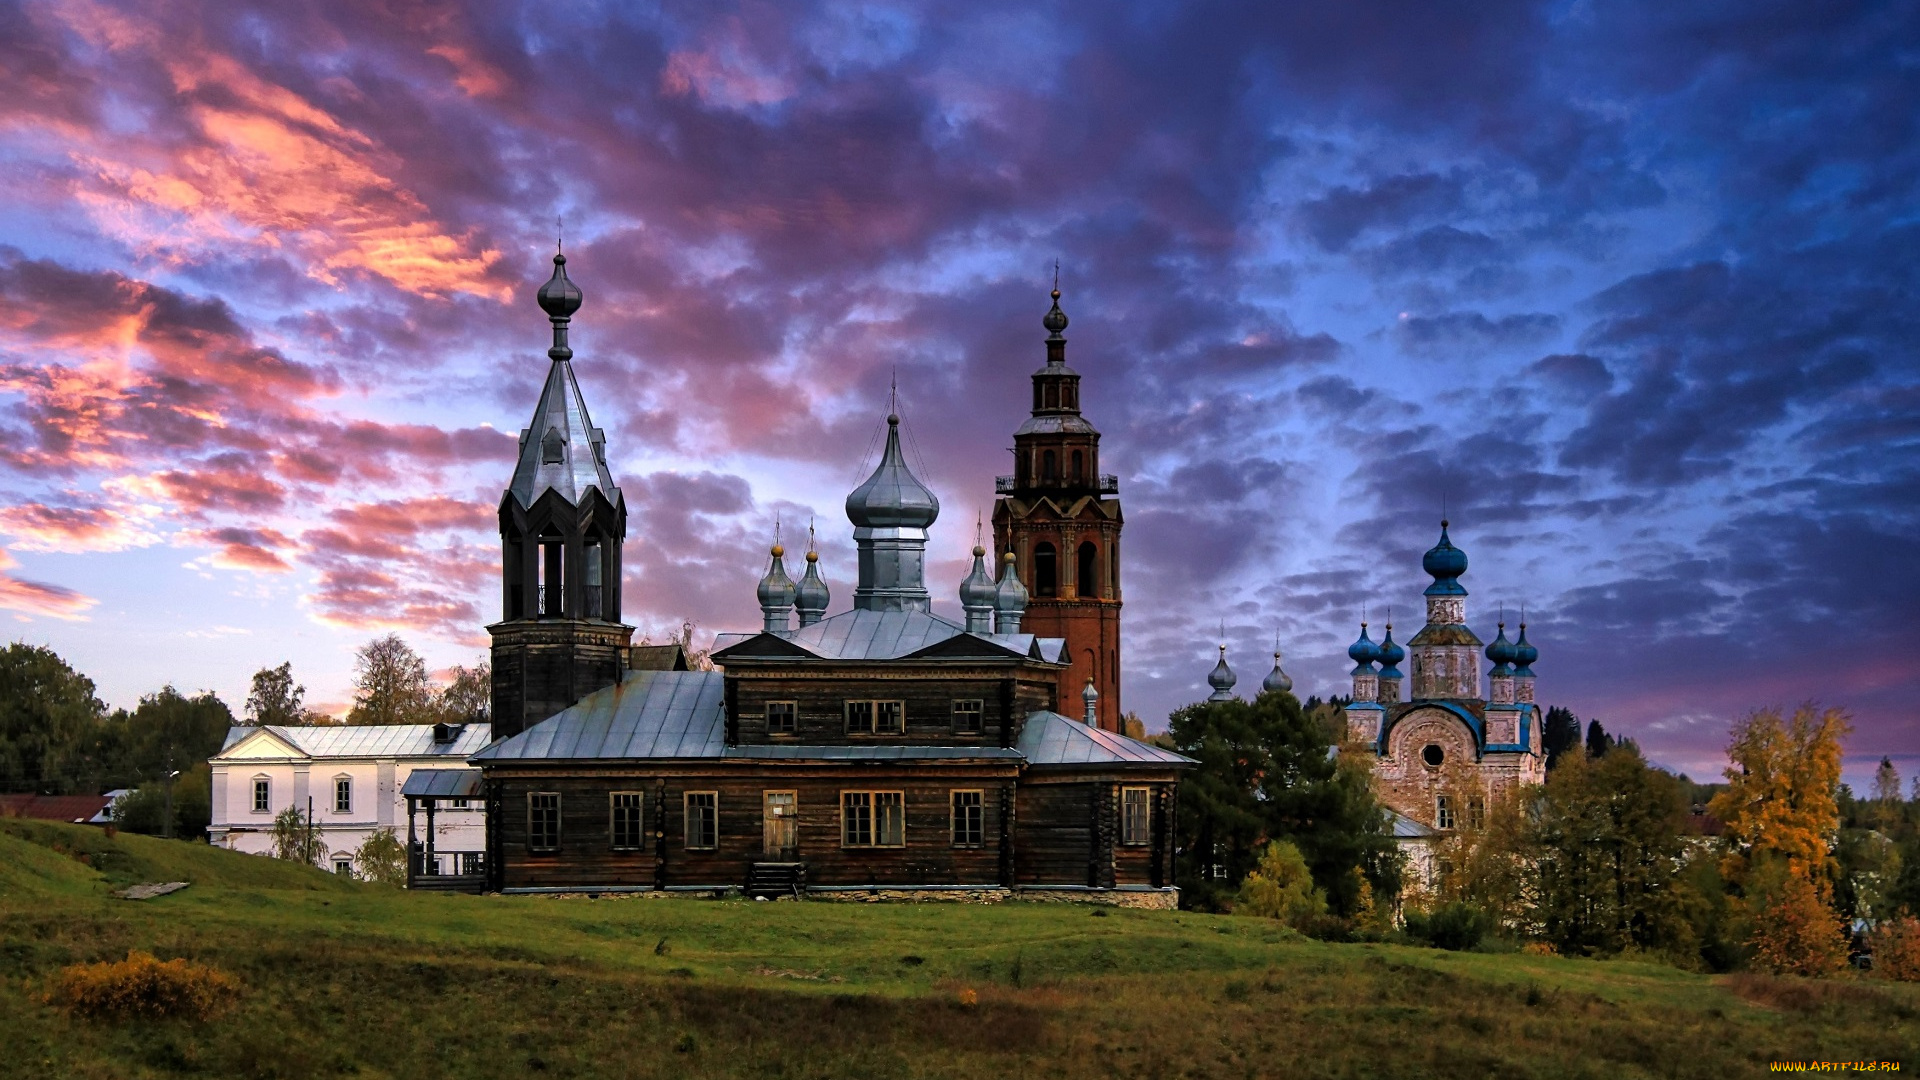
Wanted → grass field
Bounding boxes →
[1,818,1913,1079]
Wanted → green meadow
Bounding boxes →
[1,818,1911,1079]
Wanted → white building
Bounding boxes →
[209,723,491,877]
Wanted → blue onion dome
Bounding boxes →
[1485,622,1517,671]
[756,543,796,608]
[1207,644,1236,701]
[994,551,1028,611]
[1348,622,1381,672]
[1512,622,1538,675]
[1422,519,1469,597]
[1262,651,1293,695]
[846,414,940,529]
[537,251,583,320]
[1376,624,1405,676]
[960,545,998,609]
[795,548,830,613]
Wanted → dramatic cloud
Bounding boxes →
[0,0,1913,781]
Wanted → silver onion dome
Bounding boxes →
[1207,644,1236,702]
[756,543,796,633]
[994,551,1028,633]
[845,414,939,530]
[795,548,830,626]
[1263,651,1293,695]
[959,545,997,632]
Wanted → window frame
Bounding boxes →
[951,699,984,736]
[1120,786,1151,846]
[333,775,353,815]
[841,790,906,848]
[1467,796,1486,831]
[950,789,985,848]
[684,791,719,851]
[610,791,645,851]
[251,776,271,814]
[844,700,905,736]
[765,700,797,736]
[1436,794,1455,831]
[332,858,353,876]
[528,791,562,852]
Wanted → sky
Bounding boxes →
[0,0,1915,789]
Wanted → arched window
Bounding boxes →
[1041,450,1057,483]
[1035,543,1057,597]
[1071,450,1084,483]
[1077,542,1098,599]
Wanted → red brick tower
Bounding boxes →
[992,284,1123,730]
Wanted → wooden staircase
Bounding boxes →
[746,861,807,900]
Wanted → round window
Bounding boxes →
[1422,744,1445,768]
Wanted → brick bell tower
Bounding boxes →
[992,281,1124,730]
[487,248,634,742]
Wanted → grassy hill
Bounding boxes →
[1,819,1912,1079]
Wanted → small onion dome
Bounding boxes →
[1512,623,1538,676]
[795,548,830,616]
[845,414,940,530]
[1262,652,1293,695]
[537,251,583,320]
[1081,679,1099,723]
[1043,287,1069,338]
[1347,622,1381,673]
[756,543,796,609]
[994,551,1028,612]
[1207,644,1237,701]
[1485,622,1517,672]
[960,545,998,610]
[1422,519,1469,597]
[1376,625,1405,677]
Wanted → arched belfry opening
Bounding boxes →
[1034,542,1058,597]
[1077,541,1098,599]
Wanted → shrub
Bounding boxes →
[1234,841,1327,930]
[1404,902,1494,952]
[353,827,406,885]
[1748,871,1847,978]
[1866,916,1920,982]
[49,951,237,1021]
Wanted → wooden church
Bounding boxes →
[454,253,1191,902]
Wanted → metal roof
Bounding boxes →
[469,671,726,762]
[1390,811,1439,839]
[712,608,1066,664]
[217,723,493,759]
[723,745,1024,761]
[401,768,485,799]
[507,356,619,510]
[1016,711,1195,767]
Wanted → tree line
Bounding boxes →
[0,635,490,838]
[1166,689,1920,980]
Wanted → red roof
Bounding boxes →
[0,794,114,823]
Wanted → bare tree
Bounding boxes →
[438,659,491,721]
[346,635,435,726]
[244,662,304,726]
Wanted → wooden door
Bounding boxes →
[763,791,797,857]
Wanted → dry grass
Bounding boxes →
[1,819,1915,1079]
[47,951,237,1022]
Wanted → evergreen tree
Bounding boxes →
[1168,697,1277,908]
[244,662,305,726]
[1585,718,1613,759]
[346,635,435,726]
[1543,706,1582,770]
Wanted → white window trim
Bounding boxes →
[333,774,353,815]
[251,775,272,814]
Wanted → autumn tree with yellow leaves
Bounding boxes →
[1708,704,1852,976]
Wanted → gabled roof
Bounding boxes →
[1016,711,1195,767]
[215,724,493,761]
[507,359,618,509]
[711,608,1067,665]
[470,671,726,762]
